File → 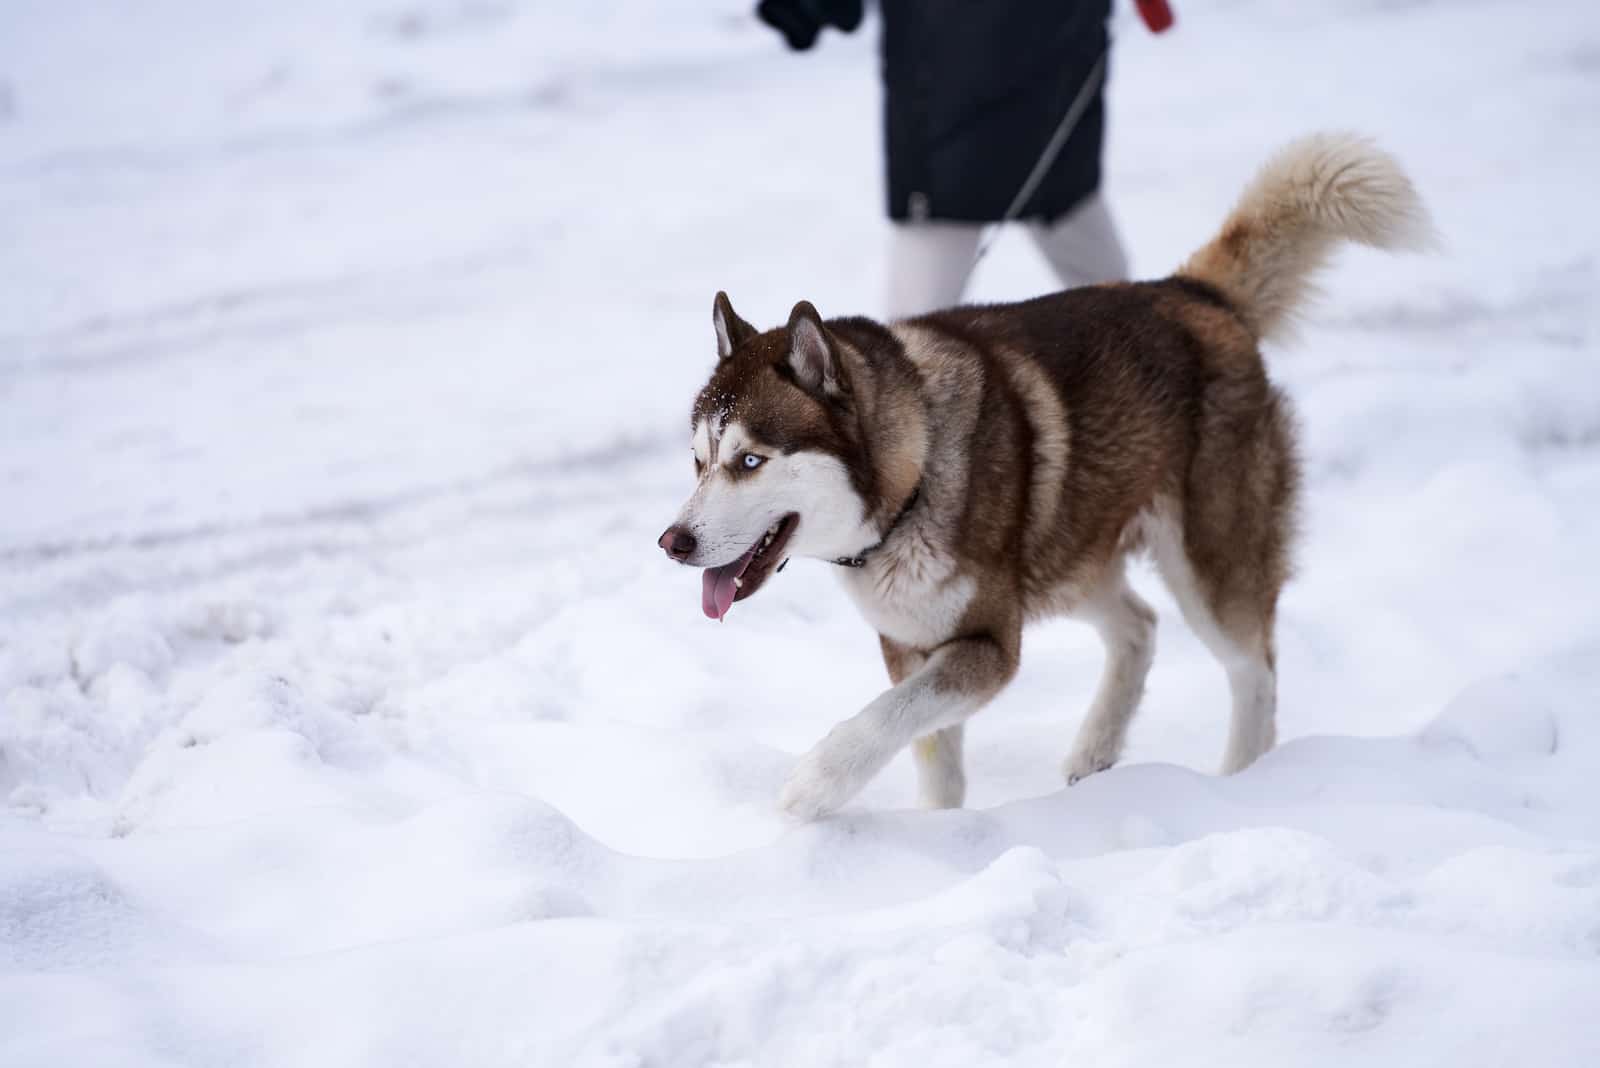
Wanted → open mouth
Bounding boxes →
[701,513,799,620]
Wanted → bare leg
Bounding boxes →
[885,221,984,318]
[1026,191,1130,289]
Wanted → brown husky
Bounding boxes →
[659,134,1432,820]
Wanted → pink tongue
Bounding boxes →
[701,546,757,620]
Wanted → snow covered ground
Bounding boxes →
[3,0,1599,1063]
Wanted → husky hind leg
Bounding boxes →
[1062,560,1157,784]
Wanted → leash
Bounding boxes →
[831,7,1173,567]
[835,53,1101,567]
[960,0,1177,279]
[965,2,1175,280]
[966,48,1109,280]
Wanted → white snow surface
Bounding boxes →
[4,0,1600,1064]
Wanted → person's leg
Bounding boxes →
[1026,191,1130,289]
[885,221,984,319]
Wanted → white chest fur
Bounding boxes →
[835,529,974,650]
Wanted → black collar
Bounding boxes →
[832,486,921,568]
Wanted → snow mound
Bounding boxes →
[1419,674,1560,761]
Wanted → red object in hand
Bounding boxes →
[1136,0,1175,34]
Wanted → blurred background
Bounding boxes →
[3,0,1590,551]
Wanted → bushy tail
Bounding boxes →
[1180,133,1435,343]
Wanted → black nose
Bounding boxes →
[658,526,696,562]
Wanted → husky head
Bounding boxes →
[658,292,885,620]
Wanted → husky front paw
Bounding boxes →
[778,760,852,822]
[777,717,887,821]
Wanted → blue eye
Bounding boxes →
[742,453,764,470]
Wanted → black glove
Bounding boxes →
[756,0,864,51]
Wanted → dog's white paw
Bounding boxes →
[778,764,847,822]
[1218,743,1269,777]
[1062,745,1117,786]
[777,718,884,822]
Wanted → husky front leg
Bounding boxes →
[779,631,1019,821]
[912,726,965,809]
[881,636,966,809]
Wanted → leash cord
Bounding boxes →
[838,46,1108,567]
[968,49,1108,276]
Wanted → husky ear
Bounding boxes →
[785,300,843,397]
[713,291,756,361]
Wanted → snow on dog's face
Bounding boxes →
[658,293,879,621]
